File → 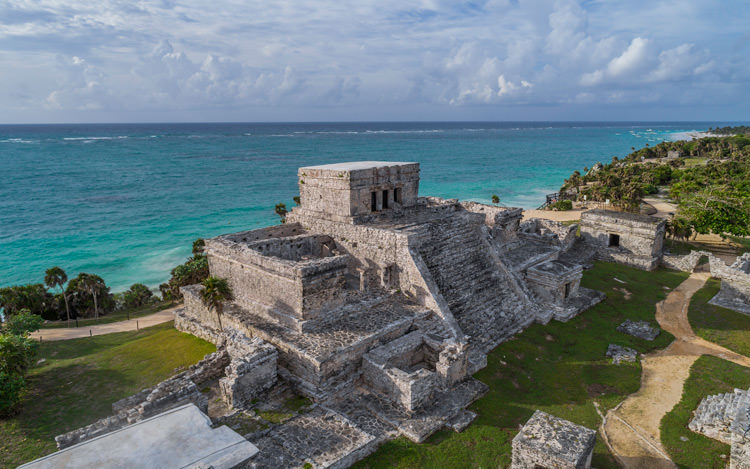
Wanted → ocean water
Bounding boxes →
[0,121,729,292]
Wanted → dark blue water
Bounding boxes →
[0,121,732,291]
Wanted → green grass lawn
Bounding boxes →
[354,262,689,468]
[688,278,750,357]
[40,301,179,329]
[0,321,215,468]
[661,355,750,469]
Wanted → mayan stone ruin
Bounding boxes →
[580,208,667,270]
[511,410,596,469]
[48,161,700,468]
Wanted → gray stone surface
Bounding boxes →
[580,209,666,270]
[511,410,596,469]
[606,344,638,364]
[23,404,257,469]
[169,161,606,466]
[709,253,750,315]
[617,319,660,341]
[689,388,750,469]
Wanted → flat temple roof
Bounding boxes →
[300,161,417,171]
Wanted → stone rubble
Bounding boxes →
[606,344,638,364]
[616,319,660,341]
[54,160,709,468]
[689,387,750,468]
[511,410,596,469]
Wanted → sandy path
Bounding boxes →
[602,272,750,468]
[642,197,677,220]
[31,306,180,341]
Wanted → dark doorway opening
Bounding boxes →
[371,191,377,212]
[382,190,389,209]
[564,282,571,299]
[608,233,620,247]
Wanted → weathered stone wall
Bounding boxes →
[362,331,439,413]
[526,261,583,306]
[709,253,750,314]
[662,250,708,272]
[297,162,420,221]
[511,410,596,469]
[206,235,350,320]
[580,209,666,270]
[219,330,278,409]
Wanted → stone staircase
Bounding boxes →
[415,215,529,351]
[689,388,750,444]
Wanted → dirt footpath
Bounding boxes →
[602,272,750,468]
[31,307,180,341]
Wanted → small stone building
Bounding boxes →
[526,261,583,307]
[580,209,666,270]
[511,410,596,469]
[297,161,420,222]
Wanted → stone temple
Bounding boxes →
[172,161,605,465]
[46,161,628,468]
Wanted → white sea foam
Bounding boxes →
[1,138,36,143]
[63,136,129,141]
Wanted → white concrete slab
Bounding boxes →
[20,404,258,469]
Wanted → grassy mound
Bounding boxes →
[354,262,688,468]
[661,355,750,469]
[0,321,215,467]
[689,278,750,357]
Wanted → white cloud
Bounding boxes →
[0,0,747,121]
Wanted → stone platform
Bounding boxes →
[21,404,257,469]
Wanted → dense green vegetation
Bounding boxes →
[661,355,750,469]
[709,125,750,136]
[561,133,750,237]
[355,262,688,468]
[0,321,215,468]
[688,278,750,357]
[0,239,209,324]
[0,311,43,416]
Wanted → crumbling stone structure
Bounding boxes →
[170,161,606,465]
[580,209,666,270]
[511,410,596,469]
[55,161,607,468]
[709,253,750,315]
[689,387,750,468]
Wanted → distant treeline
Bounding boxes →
[708,125,750,136]
[0,239,209,322]
[560,135,750,238]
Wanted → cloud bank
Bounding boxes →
[0,0,747,122]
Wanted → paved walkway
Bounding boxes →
[31,306,180,341]
[601,272,750,468]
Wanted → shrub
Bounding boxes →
[0,371,26,417]
[3,310,43,336]
[549,200,573,211]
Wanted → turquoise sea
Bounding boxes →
[0,121,734,292]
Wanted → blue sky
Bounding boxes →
[1,0,748,123]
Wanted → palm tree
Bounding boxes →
[77,273,104,319]
[200,276,233,331]
[45,266,71,325]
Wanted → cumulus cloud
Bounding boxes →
[0,0,746,121]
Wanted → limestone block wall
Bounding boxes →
[526,261,583,306]
[206,236,350,320]
[362,331,439,413]
[580,209,666,258]
[511,410,596,469]
[219,330,278,409]
[180,285,222,331]
[662,250,708,272]
[297,162,420,220]
[709,253,750,314]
